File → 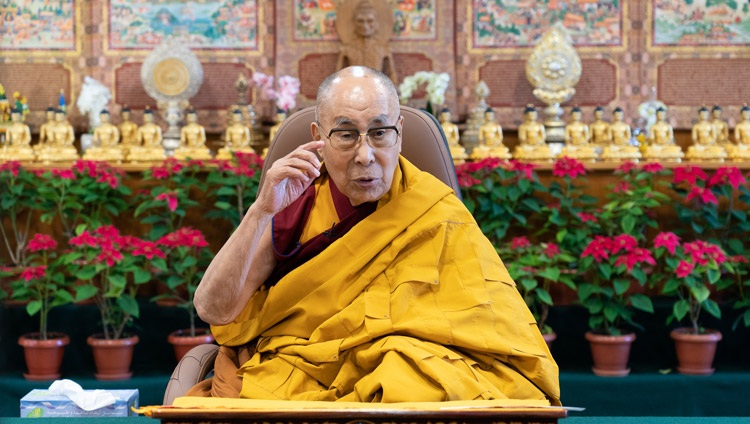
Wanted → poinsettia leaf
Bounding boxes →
[630,293,654,313]
[703,299,722,319]
[75,284,98,301]
[133,268,151,284]
[537,268,560,282]
[117,295,140,318]
[690,285,710,303]
[707,268,721,284]
[535,288,553,306]
[613,279,630,295]
[674,299,690,321]
[26,300,42,316]
[621,214,636,234]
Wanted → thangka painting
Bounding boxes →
[472,0,622,48]
[108,0,258,50]
[653,0,750,46]
[294,0,436,41]
[0,0,76,50]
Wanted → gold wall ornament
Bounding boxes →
[525,23,582,143]
[141,38,204,155]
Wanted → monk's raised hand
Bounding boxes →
[257,140,324,215]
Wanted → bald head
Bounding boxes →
[316,66,399,122]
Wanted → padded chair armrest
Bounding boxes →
[163,344,220,405]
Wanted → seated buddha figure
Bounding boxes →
[686,106,726,162]
[730,104,750,161]
[36,109,79,164]
[513,104,553,162]
[174,108,212,161]
[117,105,140,157]
[84,110,124,163]
[601,107,641,162]
[711,105,731,150]
[644,107,684,162]
[216,109,255,161]
[0,108,35,162]
[34,106,57,152]
[560,106,598,161]
[127,107,165,163]
[471,108,511,160]
[262,109,288,159]
[439,107,466,164]
[589,106,611,152]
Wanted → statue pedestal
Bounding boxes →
[163,138,181,157]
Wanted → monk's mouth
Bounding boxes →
[354,178,378,187]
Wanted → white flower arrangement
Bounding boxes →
[398,71,450,107]
[251,72,300,113]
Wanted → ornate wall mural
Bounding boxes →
[471,0,622,49]
[0,0,77,50]
[107,0,258,50]
[653,0,750,46]
[293,0,436,41]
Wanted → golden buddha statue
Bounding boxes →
[589,106,611,149]
[513,104,553,162]
[643,107,684,162]
[84,110,124,163]
[127,107,165,163]
[118,105,140,157]
[263,109,288,159]
[439,108,466,164]
[471,108,511,160]
[601,107,641,162]
[686,106,726,162]
[36,106,57,150]
[36,109,79,164]
[174,108,212,161]
[216,109,255,161]
[1,108,35,162]
[560,106,598,162]
[730,104,750,161]
[711,105,731,147]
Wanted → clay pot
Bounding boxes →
[670,328,722,375]
[18,333,70,381]
[585,331,636,377]
[168,328,215,362]
[87,334,139,380]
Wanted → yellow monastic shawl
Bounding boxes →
[211,157,560,405]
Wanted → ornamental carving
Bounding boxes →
[525,23,581,106]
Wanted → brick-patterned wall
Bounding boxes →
[658,59,750,106]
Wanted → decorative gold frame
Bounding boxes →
[0,0,83,56]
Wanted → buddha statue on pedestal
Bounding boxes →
[589,106,611,149]
[643,107,684,162]
[686,106,726,162]
[263,109,288,159]
[118,105,140,157]
[513,104,553,162]
[560,106,598,161]
[84,110,124,163]
[471,108,511,160]
[36,106,57,151]
[730,104,750,161]
[601,107,641,162]
[127,107,165,163]
[711,105,731,147]
[439,108,466,164]
[216,109,255,161]
[0,108,35,162]
[174,108,212,161]
[36,109,79,164]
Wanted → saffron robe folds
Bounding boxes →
[210,157,560,405]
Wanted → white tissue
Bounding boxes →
[48,379,117,411]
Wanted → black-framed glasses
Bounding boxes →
[316,122,400,151]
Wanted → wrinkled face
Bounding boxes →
[313,74,402,206]
[355,11,377,38]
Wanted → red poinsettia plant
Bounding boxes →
[578,234,655,335]
[9,233,78,339]
[69,225,159,340]
[497,236,577,335]
[206,151,264,228]
[151,227,214,336]
[652,232,735,334]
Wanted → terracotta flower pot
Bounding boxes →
[670,328,722,375]
[585,331,636,377]
[18,332,70,381]
[168,328,215,362]
[87,334,139,380]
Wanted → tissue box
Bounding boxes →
[20,389,139,418]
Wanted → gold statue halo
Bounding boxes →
[334,0,393,46]
[153,58,191,96]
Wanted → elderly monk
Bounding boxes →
[191,66,560,405]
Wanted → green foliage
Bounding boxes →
[0,162,43,266]
[205,152,264,227]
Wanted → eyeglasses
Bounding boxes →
[316,122,400,151]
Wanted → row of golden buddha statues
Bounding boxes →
[441,104,750,163]
[0,105,287,164]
